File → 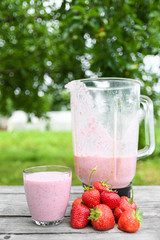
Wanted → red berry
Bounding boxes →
[118,208,143,233]
[93,180,110,193]
[113,206,123,221]
[89,204,115,231]
[131,201,137,211]
[71,203,90,228]
[113,196,137,221]
[101,191,120,209]
[82,188,100,208]
[72,197,82,207]
[82,166,100,208]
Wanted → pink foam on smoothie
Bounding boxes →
[74,155,136,188]
[24,171,72,222]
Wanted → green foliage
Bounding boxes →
[56,0,160,118]
[0,0,72,116]
[0,0,160,117]
[0,127,159,185]
[0,0,52,116]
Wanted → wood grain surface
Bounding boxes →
[0,186,160,240]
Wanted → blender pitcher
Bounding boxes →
[66,77,155,190]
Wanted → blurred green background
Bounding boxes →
[0,0,160,185]
[0,123,160,185]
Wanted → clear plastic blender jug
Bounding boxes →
[66,78,155,188]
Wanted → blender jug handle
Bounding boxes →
[137,95,155,159]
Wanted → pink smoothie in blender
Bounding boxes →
[66,78,155,193]
[74,156,136,188]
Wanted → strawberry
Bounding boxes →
[82,166,100,208]
[114,196,133,220]
[82,188,100,208]
[131,201,137,211]
[113,186,137,221]
[89,204,115,231]
[93,180,110,193]
[72,197,82,207]
[101,191,120,209]
[118,208,143,233]
[71,203,90,228]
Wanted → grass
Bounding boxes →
[132,120,160,185]
[0,124,159,186]
[0,131,81,185]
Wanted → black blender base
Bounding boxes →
[82,182,132,198]
[112,182,132,198]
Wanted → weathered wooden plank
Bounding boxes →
[0,186,160,217]
[0,192,82,204]
[0,194,80,216]
[0,232,159,240]
[0,185,160,195]
[134,186,160,201]
[0,186,84,194]
[0,186,160,201]
[0,215,159,234]
[0,186,159,239]
[0,186,24,194]
[0,192,160,217]
[0,198,160,217]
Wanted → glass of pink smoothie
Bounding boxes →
[23,165,72,226]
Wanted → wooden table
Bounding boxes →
[0,185,159,240]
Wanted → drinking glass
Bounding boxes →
[23,165,72,226]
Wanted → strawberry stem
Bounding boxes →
[104,179,108,184]
[88,207,100,221]
[131,185,134,203]
[128,185,134,204]
[100,179,109,186]
[134,208,143,225]
[88,166,97,189]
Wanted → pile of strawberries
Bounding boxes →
[71,167,143,233]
